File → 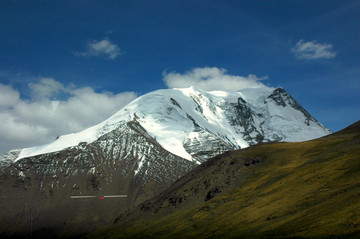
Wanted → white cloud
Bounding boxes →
[0,83,20,109]
[291,40,337,60]
[0,79,137,154]
[163,67,268,91]
[77,38,121,59]
[28,77,67,99]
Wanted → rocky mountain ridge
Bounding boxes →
[0,86,331,237]
[3,86,331,163]
[0,120,196,238]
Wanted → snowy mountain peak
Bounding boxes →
[3,86,331,163]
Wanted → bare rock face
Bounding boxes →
[0,121,196,237]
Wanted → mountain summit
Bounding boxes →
[4,86,330,164]
[0,86,331,237]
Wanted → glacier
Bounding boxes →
[6,86,331,163]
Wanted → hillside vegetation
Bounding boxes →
[87,121,360,239]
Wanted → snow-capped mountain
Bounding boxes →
[0,86,331,236]
[4,86,330,164]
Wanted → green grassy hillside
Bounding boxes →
[86,121,360,239]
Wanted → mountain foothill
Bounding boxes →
[1,86,357,239]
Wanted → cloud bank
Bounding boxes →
[291,40,336,60]
[77,38,121,59]
[163,67,268,91]
[0,79,137,154]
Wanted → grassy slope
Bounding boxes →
[87,121,360,239]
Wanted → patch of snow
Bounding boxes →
[89,167,96,174]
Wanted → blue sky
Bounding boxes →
[0,0,359,153]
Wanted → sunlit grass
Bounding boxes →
[86,122,360,238]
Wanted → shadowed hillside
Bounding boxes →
[86,121,360,239]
